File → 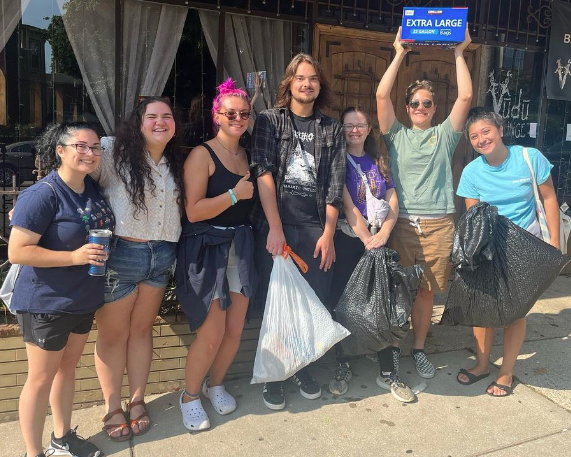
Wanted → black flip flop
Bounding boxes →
[457,368,490,385]
[486,380,515,397]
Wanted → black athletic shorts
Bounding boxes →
[17,311,95,352]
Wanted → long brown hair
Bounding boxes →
[340,106,391,185]
[275,53,333,110]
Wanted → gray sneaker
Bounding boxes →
[376,373,416,403]
[328,362,352,395]
[410,349,435,379]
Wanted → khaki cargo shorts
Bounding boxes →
[387,215,455,293]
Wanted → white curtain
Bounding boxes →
[0,0,30,52]
[56,0,116,133]
[121,1,186,116]
[56,0,186,134]
[199,11,293,123]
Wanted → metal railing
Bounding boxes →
[0,175,19,268]
[160,0,559,51]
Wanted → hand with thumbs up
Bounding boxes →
[233,171,254,201]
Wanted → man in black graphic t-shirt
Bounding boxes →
[281,114,320,225]
[250,54,346,410]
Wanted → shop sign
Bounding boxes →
[547,1,571,100]
[488,70,531,139]
[400,7,468,47]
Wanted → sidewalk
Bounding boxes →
[2,276,570,457]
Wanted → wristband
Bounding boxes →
[228,189,237,205]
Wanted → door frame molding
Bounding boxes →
[313,23,482,64]
[313,24,396,59]
[313,23,483,117]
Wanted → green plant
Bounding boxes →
[159,271,181,316]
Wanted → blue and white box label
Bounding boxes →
[401,7,468,46]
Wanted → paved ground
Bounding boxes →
[1,276,570,457]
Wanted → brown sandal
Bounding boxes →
[102,408,132,442]
[128,400,151,436]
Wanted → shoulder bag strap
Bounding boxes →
[39,180,57,201]
[522,147,551,242]
[346,154,369,186]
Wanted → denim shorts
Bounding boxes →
[105,237,177,303]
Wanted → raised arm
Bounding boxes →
[248,73,264,130]
[449,27,473,132]
[376,27,409,134]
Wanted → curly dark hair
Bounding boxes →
[340,106,392,186]
[275,53,333,111]
[113,97,184,218]
[35,122,97,173]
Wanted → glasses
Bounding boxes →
[408,100,433,109]
[217,110,251,121]
[342,123,369,132]
[61,143,104,156]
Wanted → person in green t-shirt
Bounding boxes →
[375,27,473,380]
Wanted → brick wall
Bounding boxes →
[0,315,261,422]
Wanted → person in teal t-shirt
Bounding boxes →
[458,144,553,230]
[375,26,473,380]
[456,107,560,397]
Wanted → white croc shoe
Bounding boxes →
[179,391,210,431]
[202,381,237,415]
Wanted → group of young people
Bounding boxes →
[8,26,561,457]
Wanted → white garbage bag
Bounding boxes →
[251,252,350,384]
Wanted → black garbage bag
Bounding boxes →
[335,247,423,354]
[441,202,570,328]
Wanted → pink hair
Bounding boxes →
[212,78,251,133]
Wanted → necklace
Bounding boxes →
[215,136,238,156]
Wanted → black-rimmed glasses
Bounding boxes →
[217,110,251,121]
[408,100,433,109]
[61,143,105,156]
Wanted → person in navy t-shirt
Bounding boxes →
[456,107,560,397]
[9,122,114,457]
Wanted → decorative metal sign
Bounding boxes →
[547,1,571,100]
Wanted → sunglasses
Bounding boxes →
[217,110,251,121]
[408,99,434,109]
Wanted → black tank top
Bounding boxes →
[203,143,253,227]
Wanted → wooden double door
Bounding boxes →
[313,24,482,212]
